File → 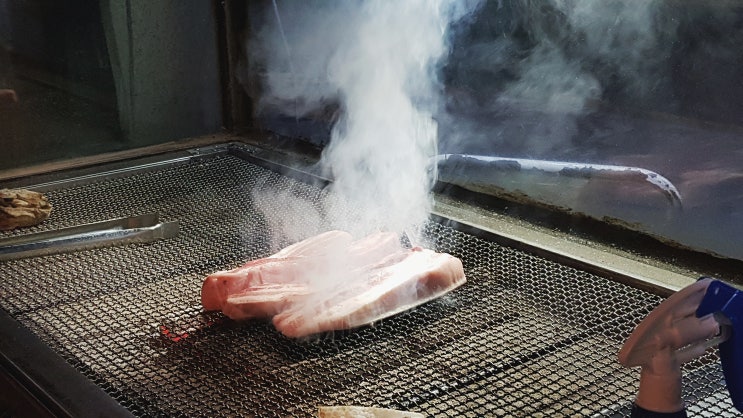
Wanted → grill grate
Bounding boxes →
[0,150,737,417]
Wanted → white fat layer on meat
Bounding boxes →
[320,250,454,318]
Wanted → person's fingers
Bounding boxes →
[669,313,719,349]
[676,339,714,364]
[670,278,712,319]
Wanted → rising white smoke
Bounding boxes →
[248,0,483,242]
[320,0,449,238]
[555,0,669,104]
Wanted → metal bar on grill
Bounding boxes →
[0,213,179,261]
[0,147,736,417]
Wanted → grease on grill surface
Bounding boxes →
[0,152,737,417]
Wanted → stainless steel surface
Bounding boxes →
[434,154,683,207]
[0,213,178,261]
[0,145,737,417]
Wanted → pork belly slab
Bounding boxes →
[200,230,354,312]
[200,230,466,337]
[273,247,466,338]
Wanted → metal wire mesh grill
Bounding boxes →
[0,150,737,417]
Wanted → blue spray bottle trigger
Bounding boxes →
[695,279,743,413]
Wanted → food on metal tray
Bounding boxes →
[318,405,425,418]
[201,230,466,337]
[0,188,52,230]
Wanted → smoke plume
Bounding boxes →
[245,0,677,240]
[247,0,482,242]
[439,0,675,157]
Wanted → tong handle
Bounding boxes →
[0,213,179,261]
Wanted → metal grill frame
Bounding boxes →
[0,142,737,417]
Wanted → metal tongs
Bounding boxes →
[0,213,178,261]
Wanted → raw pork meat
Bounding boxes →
[201,230,466,337]
[200,230,354,312]
[273,246,466,338]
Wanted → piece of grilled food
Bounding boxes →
[0,188,52,230]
